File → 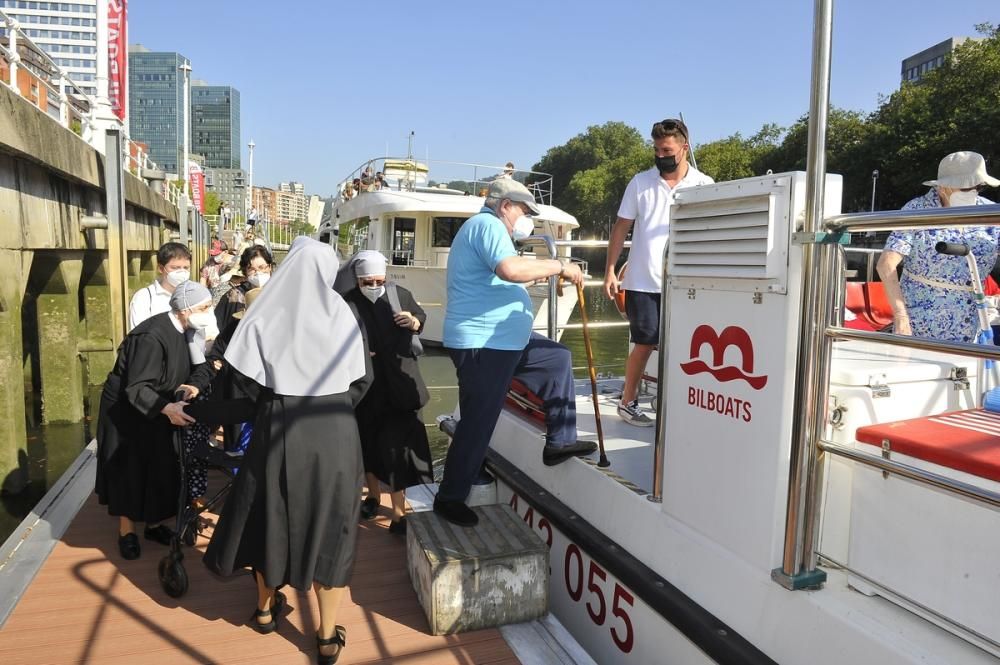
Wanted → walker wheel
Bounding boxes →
[159,556,189,598]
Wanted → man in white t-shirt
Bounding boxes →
[603,118,714,426]
[127,242,193,331]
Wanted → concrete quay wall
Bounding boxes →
[0,83,180,493]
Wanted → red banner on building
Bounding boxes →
[108,0,127,121]
[189,163,205,214]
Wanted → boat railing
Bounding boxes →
[843,245,881,281]
[774,203,1000,601]
[334,157,555,205]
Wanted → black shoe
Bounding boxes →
[143,524,174,546]
[388,517,407,536]
[361,496,378,520]
[250,590,286,635]
[118,532,140,560]
[543,440,598,467]
[317,625,347,664]
[359,496,379,521]
[433,498,478,527]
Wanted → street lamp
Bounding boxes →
[179,61,192,194]
[247,138,255,220]
[870,169,879,212]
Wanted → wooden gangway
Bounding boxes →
[0,488,520,665]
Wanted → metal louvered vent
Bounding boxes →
[668,176,793,287]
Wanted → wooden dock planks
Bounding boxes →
[0,493,520,665]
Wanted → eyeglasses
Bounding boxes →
[659,118,689,141]
[360,278,385,287]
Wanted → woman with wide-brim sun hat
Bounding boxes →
[877,151,1000,343]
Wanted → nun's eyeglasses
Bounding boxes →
[360,278,386,287]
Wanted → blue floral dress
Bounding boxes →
[884,190,999,343]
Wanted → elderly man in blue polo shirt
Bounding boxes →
[434,178,597,527]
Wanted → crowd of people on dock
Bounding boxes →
[91,114,998,664]
[92,174,591,664]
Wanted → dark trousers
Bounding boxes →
[438,333,576,502]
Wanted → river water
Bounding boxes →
[0,292,628,543]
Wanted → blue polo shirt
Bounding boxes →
[443,207,533,350]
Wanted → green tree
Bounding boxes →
[289,220,316,237]
[531,122,649,237]
[763,108,875,211]
[203,191,221,216]
[694,124,784,182]
[866,24,1000,210]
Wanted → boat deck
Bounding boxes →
[0,481,521,665]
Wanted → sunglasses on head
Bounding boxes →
[659,118,689,141]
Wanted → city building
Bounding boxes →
[251,185,278,223]
[191,81,240,169]
[128,44,188,174]
[901,36,983,83]
[307,195,324,230]
[0,0,99,96]
[207,167,246,220]
[276,181,308,224]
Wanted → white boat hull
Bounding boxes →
[482,393,999,665]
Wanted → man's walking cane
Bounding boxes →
[576,281,610,467]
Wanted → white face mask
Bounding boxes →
[248,272,270,288]
[948,189,979,207]
[214,254,226,264]
[166,269,190,287]
[512,215,535,241]
[187,310,216,331]
[361,285,385,303]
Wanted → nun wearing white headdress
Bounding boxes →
[341,250,432,535]
[190,237,370,664]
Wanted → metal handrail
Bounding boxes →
[778,2,1000,591]
[843,246,881,283]
[336,157,556,205]
[827,205,1000,232]
[817,439,1000,509]
[518,235,560,340]
[827,325,1000,361]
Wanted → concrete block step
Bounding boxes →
[407,503,548,635]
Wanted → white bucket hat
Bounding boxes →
[923,151,1000,189]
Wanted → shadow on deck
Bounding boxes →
[0,488,520,665]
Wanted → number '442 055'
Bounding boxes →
[509,493,635,654]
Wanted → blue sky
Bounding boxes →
[130,0,997,197]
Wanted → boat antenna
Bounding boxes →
[679,111,698,170]
[407,130,414,161]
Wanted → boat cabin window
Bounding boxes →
[432,216,468,248]
[392,217,417,266]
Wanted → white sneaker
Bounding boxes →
[617,399,654,427]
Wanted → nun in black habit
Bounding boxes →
[95,281,215,560]
[342,250,433,535]
[187,237,370,665]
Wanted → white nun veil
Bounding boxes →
[224,236,367,396]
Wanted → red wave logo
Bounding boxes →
[679,325,768,390]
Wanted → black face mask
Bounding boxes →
[655,154,679,175]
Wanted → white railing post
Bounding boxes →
[57,75,68,126]
[7,18,20,95]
